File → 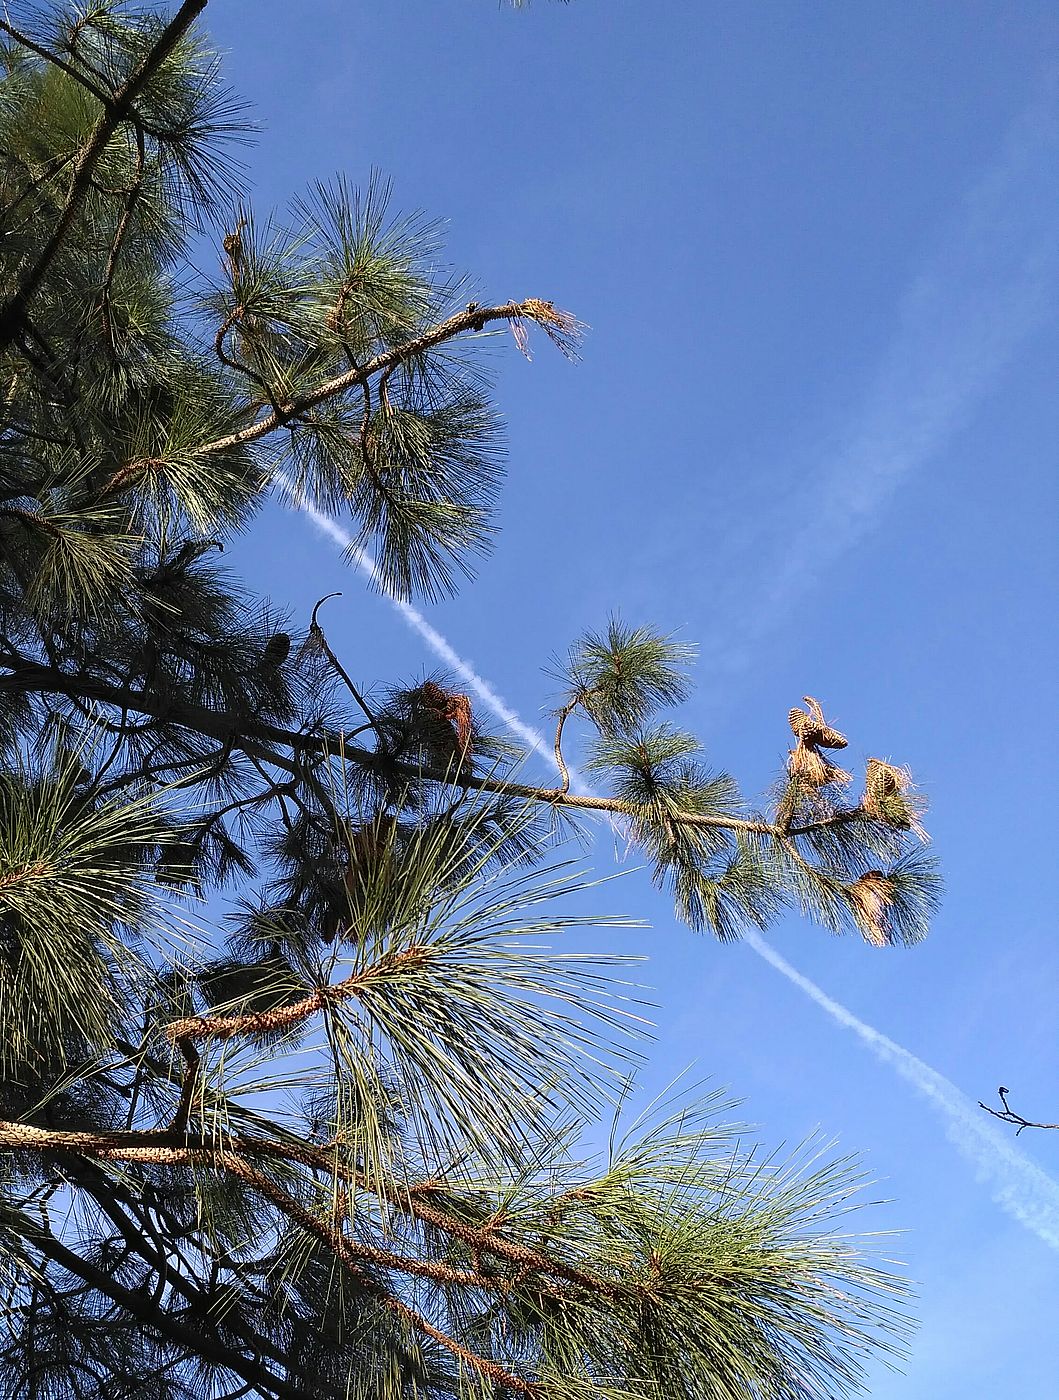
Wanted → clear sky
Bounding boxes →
[201,3,1058,1394]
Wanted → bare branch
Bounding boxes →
[550,700,578,796]
[309,592,379,731]
[979,1087,1059,1135]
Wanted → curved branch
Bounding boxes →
[309,592,379,731]
[550,700,578,796]
[0,1118,613,1301]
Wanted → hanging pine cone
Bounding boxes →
[264,632,291,666]
[846,870,896,947]
[863,758,914,828]
[413,681,474,763]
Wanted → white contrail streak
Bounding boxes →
[695,92,1059,697]
[744,929,1059,1252]
[284,487,1059,1254]
[278,483,558,767]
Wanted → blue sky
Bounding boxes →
[202,3,1058,1393]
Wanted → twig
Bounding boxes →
[979,1087,1059,1135]
[100,124,145,351]
[309,592,380,732]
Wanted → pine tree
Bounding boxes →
[0,5,940,1397]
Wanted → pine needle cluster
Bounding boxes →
[0,4,937,1397]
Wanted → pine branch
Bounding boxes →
[2,1118,540,1393]
[198,300,579,457]
[0,1118,607,1298]
[0,654,873,846]
[0,0,210,351]
[221,1154,538,1396]
[167,1036,201,1132]
[163,946,428,1045]
[14,1215,307,1400]
[0,9,933,1388]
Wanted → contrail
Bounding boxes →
[744,929,1059,1252]
[695,90,1059,698]
[276,481,562,771]
[282,488,1059,1254]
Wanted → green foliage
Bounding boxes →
[0,738,176,1090]
[560,617,695,734]
[0,3,938,1397]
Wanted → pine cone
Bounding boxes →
[846,870,895,947]
[788,706,812,738]
[865,757,902,798]
[413,682,474,762]
[800,696,847,749]
[863,758,914,828]
[264,632,291,666]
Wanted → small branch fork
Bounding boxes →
[979,1087,1059,1135]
